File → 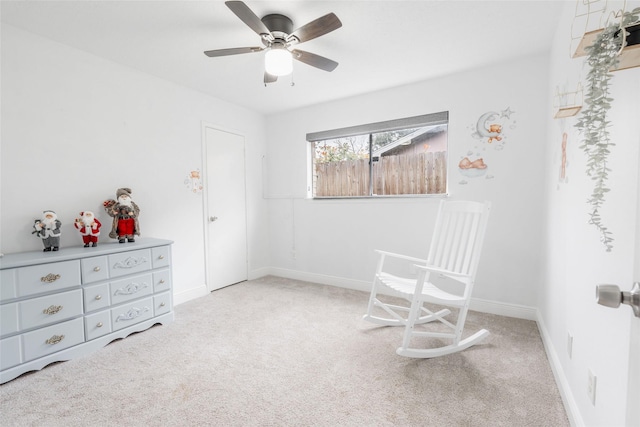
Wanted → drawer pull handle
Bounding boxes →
[95,295,102,300]
[41,273,61,283]
[158,255,165,260]
[159,279,165,284]
[160,302,166,307]
[42,305,63,315]
[94,267,101,272]
[97,322,103,328]
[45,334,65,345]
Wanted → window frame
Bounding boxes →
[307,111,449,199]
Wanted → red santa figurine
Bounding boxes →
[74,211,101,247]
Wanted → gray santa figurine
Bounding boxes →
[33,210,62,251]
[103,188,140,243]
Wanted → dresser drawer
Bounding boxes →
[0,269,18,301]
[16,260,81,297]
[81,256,109,284]
[22,317,84,362]
[110,273,153,305]
[84,310,112,341]
[154,292,172,316]
[108,249,151,278]
[111,297,154,332]
[19,289,83,331]
[0,302,19,337]
[0,335,22,370]
[151,246,170,269]
[153,269,172,293]
[83,283,111,313]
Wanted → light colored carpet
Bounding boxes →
[0,276,568,426]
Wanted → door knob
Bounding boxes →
[209,216,218,222]
[596,282,640,317]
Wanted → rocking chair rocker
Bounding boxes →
[363,200,491,358]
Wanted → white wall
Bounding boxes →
[0,25,270,303]
[265,53,549,316]
[540,1,640,425]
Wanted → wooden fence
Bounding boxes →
[313,151,447,197]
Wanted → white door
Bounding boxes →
[626,149,640,426]
[203,125,248,291]
[595,75,639,425]
[617,76,639,427]
[571,68,639,424]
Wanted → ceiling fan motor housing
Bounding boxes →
[261,14,293,39]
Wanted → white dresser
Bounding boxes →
[0,237,174,384]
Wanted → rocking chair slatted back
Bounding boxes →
[363,199,492,358]
[427,200,490,277]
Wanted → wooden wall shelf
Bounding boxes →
[573,27,640,71]
[555,106,582,119]
[553,83,583,119]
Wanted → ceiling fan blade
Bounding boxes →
[225,1,270,36]
[292,49,338,72]
[204,47,263,57]
[290,13,342,44]
[264,72,278,84]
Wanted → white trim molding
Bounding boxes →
[173,283,208,306]
[470,297,537,321]
[263,268,539,320]
[536,313,582,427]
[267,268,371,293]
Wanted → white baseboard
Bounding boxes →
[263,268,537,320]
[536,314,582,427]
[249,267,272,281]
[173,283,208,306]
[470,297,538,321]
[181,267,538,321]
[173,268,274,305]
[266,267,371,293]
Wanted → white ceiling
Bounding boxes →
[1,0,565,115]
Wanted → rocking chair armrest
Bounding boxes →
[375,250,427,265]
[413,265,471,279]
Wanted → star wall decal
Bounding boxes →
[500,107,514,119]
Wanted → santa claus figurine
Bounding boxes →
[33,210,62,252]
[103,187,140,243]
[74,211,101,247]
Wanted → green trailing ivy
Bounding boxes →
[575,7,640,252]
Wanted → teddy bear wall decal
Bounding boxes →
[460,107,517,184]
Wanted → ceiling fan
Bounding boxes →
[204,1,342,84]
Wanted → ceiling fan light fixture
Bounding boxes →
[265,46,293,76]
[204,2,342,82]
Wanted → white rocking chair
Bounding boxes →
[363,200,491,358]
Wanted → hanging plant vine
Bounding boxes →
[575,7,640,252]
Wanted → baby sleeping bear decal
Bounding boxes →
[460,107,516,183]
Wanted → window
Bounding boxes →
[308,112,448,198]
